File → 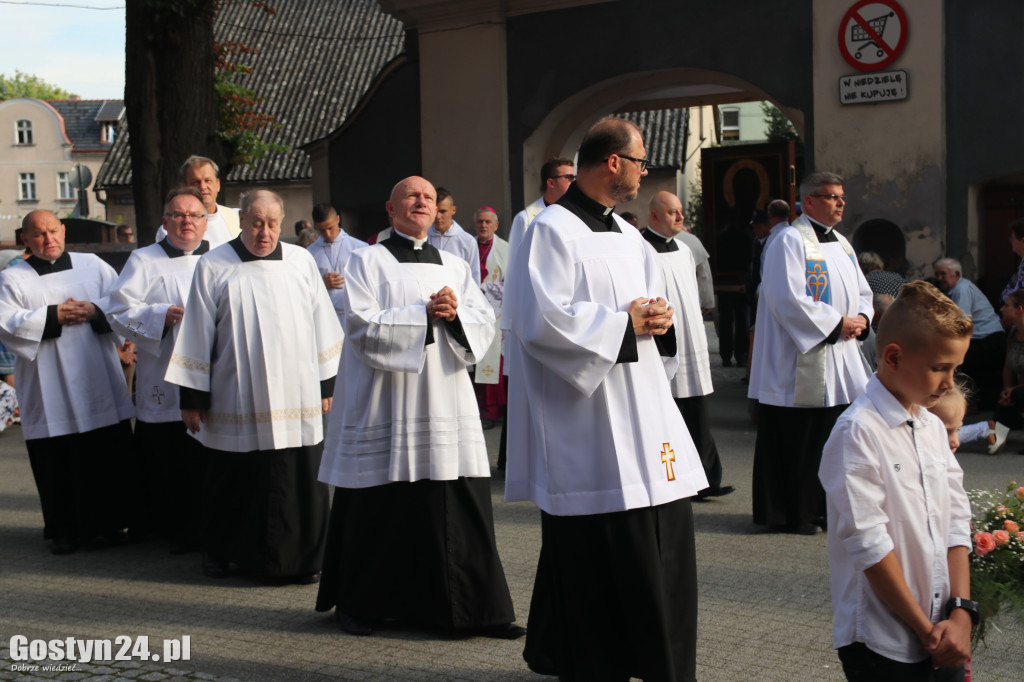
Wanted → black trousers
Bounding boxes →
[675,395,722,492]
[716,291,749,364]
[838,642,964,682]
[960,331,1005,410]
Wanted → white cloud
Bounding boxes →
[0,3,125,100]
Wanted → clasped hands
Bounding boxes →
[56,298,97,325]
[427,286,458,322]
[628,297,674,336]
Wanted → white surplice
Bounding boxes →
[105,242,204,423]
[164,241,343,452]
[503,205,707,516]
[318,243,496,489]
[748,215,874,408]
[0,254,134,439]
[306,232,367,320]
[427,222,480,284]
[477,236,508,385]
[675,230,715,311]
[646,233,713,399]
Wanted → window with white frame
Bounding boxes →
[57,171,74,200]
[721,108,740,141]
[16,119,33,145]
[101,122,116,144]
[19,172,37,200]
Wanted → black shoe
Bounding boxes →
[722,358,733,367]
[705,485,735,498]
[289,572,320,585]
[202,553,232,578]
[478,623,527,640]
[52,537,77,555]
[336,612,373,636]
[792,523,823,535]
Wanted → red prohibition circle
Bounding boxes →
[837,0,909,72]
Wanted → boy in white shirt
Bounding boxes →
[820,281,975,681]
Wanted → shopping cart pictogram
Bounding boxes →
[851,11,895,59]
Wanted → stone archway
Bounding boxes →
[519,67,803,210]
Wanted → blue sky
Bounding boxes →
[0,1,125,100]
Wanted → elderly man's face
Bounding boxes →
[474,211,498,242]
[315,212,341,243]
[387,177,437,239]
[162,193,208,252]
[650,193,685,236]
[184,163,221,214]
[434,196,456,233]
[240,194,283,257]
[934,263,960,293]
[21,211,66,261]
[802,184,845,228]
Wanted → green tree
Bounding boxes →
[0,70,72,100]
[761,101,805,180]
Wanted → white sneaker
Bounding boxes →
[988,422,1010,455]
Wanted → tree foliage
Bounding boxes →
[0,70,72,100]
[215,33,286,166]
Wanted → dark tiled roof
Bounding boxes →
[94,100,123,121]
[48,99,122,152]
[97,0,404,188]
[621,108,688,170]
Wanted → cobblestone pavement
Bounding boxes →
[1,324,1020,681]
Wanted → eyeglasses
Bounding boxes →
[165,212,208,222]
[810,194,846,202]
[605,154,649,172]
[551,173,576,182]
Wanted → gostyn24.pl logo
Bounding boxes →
[9,635,190,665]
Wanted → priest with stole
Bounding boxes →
[165,189,343,583]
[316,176,522,639]
[0,210,135,554]
[105,186,210,552]
[504,118,707,681]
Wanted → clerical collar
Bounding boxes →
[393,230,427,250]
[229,236,283,261]
[557,182,619,233]
[380,234,442,265]
[641,226,679,253]
[806,216,838,243]
[159,238,210,259]
[27,250,72,276]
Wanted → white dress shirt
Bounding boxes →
[819,375,972,663]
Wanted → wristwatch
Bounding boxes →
[944,597,980,625]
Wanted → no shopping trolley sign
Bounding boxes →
[838,0,908,72]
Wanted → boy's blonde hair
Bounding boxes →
[875,281,973,353]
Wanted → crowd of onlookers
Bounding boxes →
[855,216,1024,457]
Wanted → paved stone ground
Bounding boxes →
[1,324,1020,681]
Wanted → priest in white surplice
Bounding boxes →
[0,210,134,554]
[426,187,480,283]
[643,190,734,500]
[506,157,575,261]
[471,206,508,427]
[307,202,365,323]
[505,119,706,681]
[748,172,873,535]
[165,189,343,583]
[105,186,210,553]
[316,176,522,639]
[155,156,240,247]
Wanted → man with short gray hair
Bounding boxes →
[155,155,240,247]
[165,189,343,583]
[934,257,1005,408]
[749,171,872,535]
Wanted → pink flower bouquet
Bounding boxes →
[968,480,1024,644]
